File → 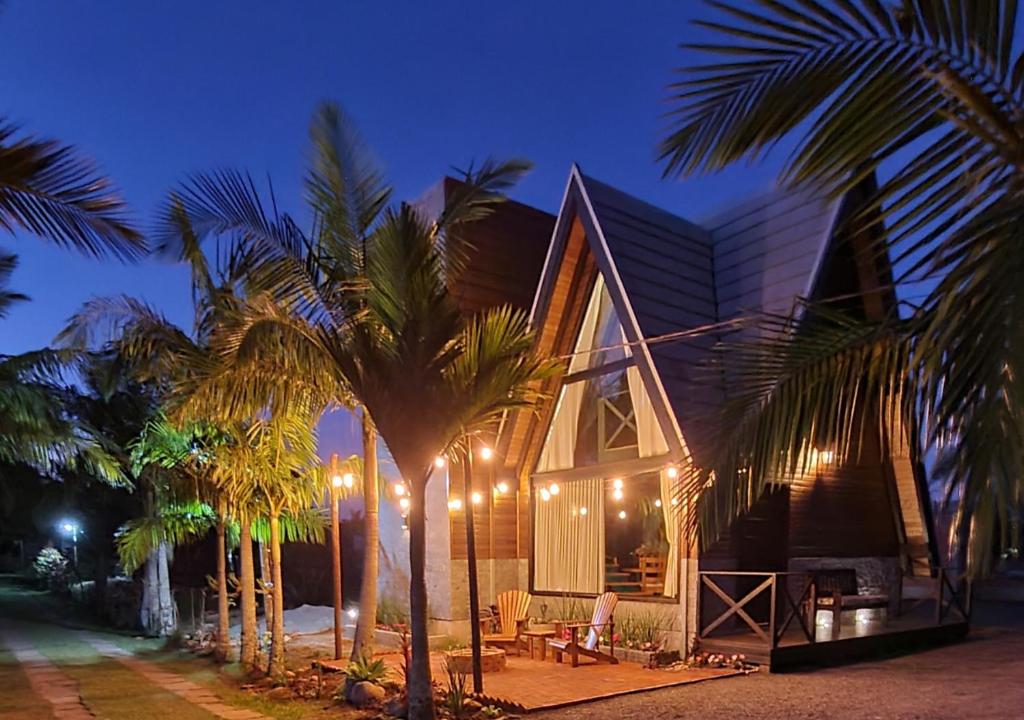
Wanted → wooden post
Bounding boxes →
[330,453,344,660]
[463,448,484,694]
[768,574,778,649]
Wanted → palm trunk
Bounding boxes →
[267,513,287,680]
[351,410,379,660]
[215,519,230,662]
[239,522,258,671]
[260,540,274,637]
[155,542,177,636]
[407,474,434,720]
[140,548,160,634]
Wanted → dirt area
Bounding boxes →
[534,602,1024,720]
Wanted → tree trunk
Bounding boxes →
[351,410,379,660]
[215,519,230,663]
[462,452,483,694]
[140,548,159,634]
[155,541,177,636]
[260,540,274,638]
[330,483,344,660]
[239,522,258,671]
[267,513,287,680]
[406,475,434,720]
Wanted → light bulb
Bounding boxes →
[435,456,446,468]
[399,497,410,511]
[612,488,623,501]
[654,499,662,508]
[448,498,462,511]
[471,491,482,505]
[579,506,588,516]
[331,474,343,488]
[549,483,560,496]
[666,466,678,479]
[394,483,406,496]
[347,607,358,619]
[539,488,551,502]
[819,450,834,464]
[342,473,354,488]
[612,478,623,490]
[479,446,493,461]
[618,510,627,520]
[495,481,510,494]
[671,497,679,506]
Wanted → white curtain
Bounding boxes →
[627,363,677,596]
[659,469,680,597]
[533,478,605,593]
[626,364,668,458]
[536,276,606,473]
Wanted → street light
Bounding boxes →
[58,519,79,566]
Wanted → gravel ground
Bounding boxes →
[535,602,1024,720]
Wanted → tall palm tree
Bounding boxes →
[659,0,1024,573]
[158,104,560,719]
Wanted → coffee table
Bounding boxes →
[521,629,556,661]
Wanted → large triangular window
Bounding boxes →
[537,275,668,473]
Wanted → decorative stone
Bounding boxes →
[348,680,386,707]
[385,695,409,718]
[444,647,506,674]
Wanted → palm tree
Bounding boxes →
[659,0,1024,573]
[158,104,560,719]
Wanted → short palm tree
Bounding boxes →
[156,103,560,720]
[660,0,1024,573]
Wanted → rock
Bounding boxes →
[385,696,408,718]
[266,686,294,701]
[348,681,386,707]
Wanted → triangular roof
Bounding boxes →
[523,165,845,469]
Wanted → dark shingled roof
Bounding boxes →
[572,170,843,465]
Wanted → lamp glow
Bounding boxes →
[495,481,510,494]
[666,466,679,479]
[579,506,588,516]
[479,446,493,461]
[342,472,355,488]
[539,488,551,502]
[549,483,560,496]
[618,510,627,520]
[399,497,410,511]
[671,497,679,506]
[434,456,446,468]
[394,483,406,496]
[612,488,623,501]
[612,478,623,490]
[448,498,463,511]
[654,499,662,508]
[331,474,343,488]
[347,607,359,619]
[471,491,482,505]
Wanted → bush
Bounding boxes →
[33,547,70,592]
[342,655,390,684]
[375,594,409,630]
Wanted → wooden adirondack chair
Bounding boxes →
[480,590,532,655]
[548,591,619,667]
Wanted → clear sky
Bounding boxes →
[0,1,789,456]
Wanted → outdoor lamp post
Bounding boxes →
[58,519,79,567]
[330,454,345,660]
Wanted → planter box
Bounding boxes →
[599,645,680,666]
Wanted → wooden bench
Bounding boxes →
[812,569,888,637]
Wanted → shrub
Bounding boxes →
[376,594,409,630]
[615,606,677,651]
[33,547,70,592]
[342,655,391,684]
[440,658,471,719]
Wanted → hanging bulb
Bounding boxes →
[539,488,551,502]
[435,456,446,468]
[495,481,510,494]
[655,499,662,508]
[579,506,588,516]
[479,446,493,461]
[549,483,560,496]
[666,466,679,479]
[331,474,343,488]
[618,510,627,520]
[394,483,406,497]
[612,478,624,490]
[399,497,410,511]
[471,491,482,505]
[612,488,624,501]
[342,473,355,488]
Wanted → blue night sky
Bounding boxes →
[0,1,790,457]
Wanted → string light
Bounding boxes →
[655,499,662,508]
[539,488,551,502]
[435,456,446,468]
[479,446,493,461]
[399,497,410,511]
[618,510,627,520]
[394,483,406,496]
[471,491,483,505]
[612,478,624,490]
[331,474,344,488]
[495,481,510,494]
[612,488,624,501]
[579,506,588,516]
[342,473,355,488]
[549,483,560,496]
[666,466,679,479]
[671,497,679,506]
[448,498,463,511]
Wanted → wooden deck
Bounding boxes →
[383,653,741,712]
[700,612,969,671]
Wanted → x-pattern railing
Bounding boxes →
[698,571,817,651]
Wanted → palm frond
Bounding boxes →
[0,252,28,318]
[0,121,143,259]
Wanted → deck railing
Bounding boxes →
[697,571,816,651]
[698,568,973,654]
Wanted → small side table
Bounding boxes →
[521,629,556,661]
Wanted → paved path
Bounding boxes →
[0,576,271,720]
